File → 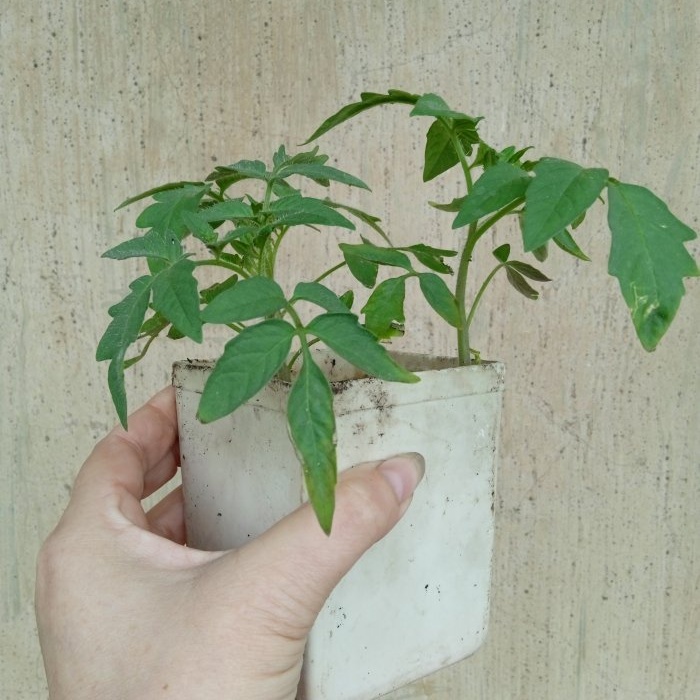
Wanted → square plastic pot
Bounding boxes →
[173,352,504,700]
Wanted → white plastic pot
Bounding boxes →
[173,352,504,700]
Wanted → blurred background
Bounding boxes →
[1,2,698,697]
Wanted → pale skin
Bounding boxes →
[35,386,424,699]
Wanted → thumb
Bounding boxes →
[239,452,425,637]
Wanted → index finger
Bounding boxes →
[73,386,179,505]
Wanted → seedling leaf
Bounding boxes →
[287,351,337,534]
[522,158,608,251]
[361,276,407,339]
[418,273,461,327]
[151,258,202,342]
[197,319,296,422]
[454,162,530,228]
[306,313,419,383]
[201,276,287,323]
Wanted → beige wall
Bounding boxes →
[2,1,698,697]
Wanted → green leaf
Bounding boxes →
[323,201,391,244]
[410,93,479,122]
[343,252,378,288]
[102,229,182,262]
[422,118,481,182]
[276,162,370,190]
[553,229,590,261]
[198,199,255,222]
[151,259,202,342]
[423,120,459,182]
[135,184,208,237]
[339,242,413,271]
[210,159,268,181]
[403,243,457,274]
[418,273,461,327]
[96,276,152,362]
[430,196,467,213]
[453,162,531,228]
[505,266,540,300]
[197,319,296,423]
[507,261,551,282]
[305,313,419,383]
[522,158,608,251]
[268,196,355,229]
[362,276,407,339]
[532,244,549,262]
[493,244,511,263]
[339,290,354,309]
[287,351,337,534]
[292,282,353,314]
[97,276,152,427]
[607,181,699,351]
[181,211,217,245]
[304,89,420,143]
[201,276,288,323]
[115,181,205,211]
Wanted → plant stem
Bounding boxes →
[313,261,346,284]
[455,222,478,365]
[464,264,504,333]
[195,258,249,277]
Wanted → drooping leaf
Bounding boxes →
[96,276,152,427]
[287,351,337,534]
[607,181,699,351]
[532,244,549,262]
[362,276,407,339]
[507,261,551,282]
[553,229,590,261]
[304,89,420,143]
[135,184,208,237]
[423,120,459,182]
[102,229,182,262]
[151,258,202,342]
[96,276,152,361]
[453,162,531,228]
[505,266,540,300]
[197,319,296,423]
[305,313,418,383]
[201,276,287,324]
[418,273,461,327]
[522,158,608,251]
[292,282,353,314]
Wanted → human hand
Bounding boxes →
[35,387,424,699]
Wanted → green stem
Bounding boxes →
[464,264,504,333]
[455,222,479,365]
[195,258,249,278]
[313,261,347,284]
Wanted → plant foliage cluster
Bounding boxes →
[100,89,698,531]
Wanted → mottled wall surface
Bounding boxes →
[1,2,698,698]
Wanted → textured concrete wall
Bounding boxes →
[2,1,698,697]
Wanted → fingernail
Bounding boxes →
[378,453,425,503]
